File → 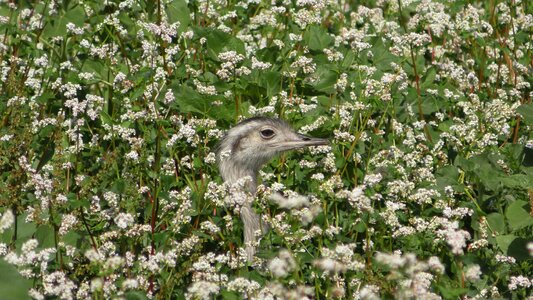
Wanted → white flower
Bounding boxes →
[58,214,78,236]
[186,281,220,300]
[464,264,482,282]
[114,213,134,229]
[268,250,296,277]
[508,275,531,291]
[269,193,309,209]
[0,210,14,233]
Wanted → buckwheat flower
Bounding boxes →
[180,155,192,169]
[66,22,84,35]
[273,39,285,49]
[178,124,197,145]
[122,278,139,290]
[323,48,344,62]
[21,239,39,255]
[314,257,347,274]
[294,8,321,28]
[464,264,482,282]
[0,242,7,256]
[311,173,324,181]
[320,175,343,194]
[193,79,217,95]
[242,56,265,71]
[334,73,348,92]
[42,271,76,299]
[114,213,134,229]
[200,221,220,234]
[375,251,406,269]
[270,192,310,209]
[363,173,382,186]
[427,256,445,274]
[495,254,516,264]
[268,249,296,278]
[291,56,316,74]
[0,209,14,233]
[343,186,373,213]
[227,277,261,296]
[104,191,118,208]
[163,89,175,105]
[324,225,341,238]
[34,54,49,68]
[507,275,531,291]
[0,134,13,142]
[443,226,471,255]
[387,180,415,199]
[125,150,139,162]
[113,72,127,87]
[28,13,44,30]
[28,289,44,300]
[496,3,511,24]
[204,152,216,164]
[527,242,533,257]
[91,277,103,292]
[186,281,220,300]
[138,186,149,194]
[58,214,78,235]
[322,152,337,172]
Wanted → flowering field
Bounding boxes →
[0,0,532,299]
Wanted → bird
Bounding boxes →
[216,116,329,262]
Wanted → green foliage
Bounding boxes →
[0,0,531,299]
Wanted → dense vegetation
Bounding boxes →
[0,0,532,299]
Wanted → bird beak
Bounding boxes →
[278,133,329,151]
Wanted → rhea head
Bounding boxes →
[217,117,329,189]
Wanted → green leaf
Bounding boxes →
[219,290,239,300]
[420,98,439,114]
[42,4,85,38]
[506,200,533,231]
[436,165,464,192]
[421,67,436,89]
[126,291,149,300]
[112,179,127,194]
[486,213,506,234]
[0,258,33,300]
[310,67,337,93]
[303,25,332,51]
[101,111,113,125]
[35,225,55,248]
[261,71,281,97]
[500,174,533,190]
[166,0,190,34]
[495,234,516,253]
[63,231,82,248]
[516,103,533,123]
[172,85,207,114]
[35,143,55,172]
[204,29,245,59]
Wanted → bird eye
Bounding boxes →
[260,128,275,139]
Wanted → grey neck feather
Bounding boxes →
[218,143,268,262]
[219,160,258,193]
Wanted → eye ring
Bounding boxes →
[260,128,275,139]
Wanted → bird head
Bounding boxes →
[217,117,329,181]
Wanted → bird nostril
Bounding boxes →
[302,137,311,141]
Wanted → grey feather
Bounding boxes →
[216,117,328,262]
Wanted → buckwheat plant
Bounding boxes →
[0,0,531,299]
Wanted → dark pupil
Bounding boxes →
[261,129,274,137]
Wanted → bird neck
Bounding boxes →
[220,161,258,194]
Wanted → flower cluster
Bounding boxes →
[0,0,531,299]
